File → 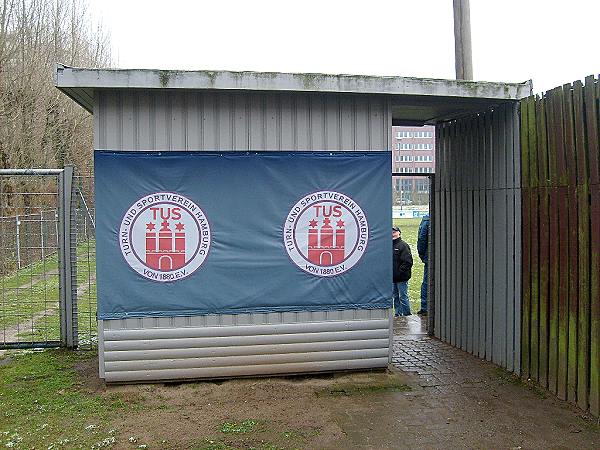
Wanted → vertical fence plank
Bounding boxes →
[450,123,458,347]
[546,88,560,396]
[505,104,516,372]
[485,112,494,361]
[537,96,550,389]
[520,97,532,379]
[475,116,485,358]
[443,125,451,342]
[587,76,600,416]
[456,120,468,350]
[440,124,447,339]
[554,87,570,400]
[473,113,481,356]
[434,125,443,338]
[573,80,590,411]
[520,77,599,417]
[563,82,580,404]
[529,96,541,382]
[590,176,600,417]
[451,120,460,347]
[513,102,522,375]
[493,107,508,366]
[466,117,475,355]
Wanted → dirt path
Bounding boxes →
[68,315,600,450]
[1,268,59,296]
[0,274,95,346]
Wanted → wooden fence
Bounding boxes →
[520,75,600,417]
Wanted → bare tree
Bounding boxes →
[0,0,111,176]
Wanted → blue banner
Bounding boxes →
[95,151,392,319]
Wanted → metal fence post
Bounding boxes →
[40,212,45,260]
[58,165,77,348]
[15,215,21,269]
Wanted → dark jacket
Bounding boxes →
[393,237,413,282]
[417,215,430,262]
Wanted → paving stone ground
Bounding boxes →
[347,314,600,449]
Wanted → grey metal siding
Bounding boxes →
[433,103,521,372]
[99,309,390,382]
[94,90,390,152]
[93,89,392,382]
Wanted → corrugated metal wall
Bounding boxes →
[99,309,390,383]
[94,88,392,381]
[93,89,391,151]
[433,102,522,373]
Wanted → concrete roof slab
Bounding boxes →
[55,64,532,122]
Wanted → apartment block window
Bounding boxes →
[413,143,433,150]
[414,167,433,174]
[411,131,434,138]
[401,179,413,190]
[413,131,427,138]
[399,143,412,150]
[395,130,434,139]
[416,180,429,192]
[414,155,433,162]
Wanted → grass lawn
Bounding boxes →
[0,350,138,449]
[1,241,97,346]
[0,349,413,449]
[393,217,427,314]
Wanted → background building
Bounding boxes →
[392,125,435,205]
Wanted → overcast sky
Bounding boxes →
[88,0,599,94]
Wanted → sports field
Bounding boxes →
[392,217,427,314]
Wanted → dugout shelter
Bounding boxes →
[56,65,531,383]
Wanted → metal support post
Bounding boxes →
[40,212,45,260]
[15,215,21,269]
[58,165,77,348]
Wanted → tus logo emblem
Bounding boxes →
[284,191,369,277]
[119,192,211,282]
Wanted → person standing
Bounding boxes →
[417,214,430,315]
[392,226,413,317]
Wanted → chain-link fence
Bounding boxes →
[0,168,97,350]
[0,172,62,348]
[73,173,96,349]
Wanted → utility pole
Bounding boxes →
[453,0,473,80]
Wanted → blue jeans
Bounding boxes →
[420,261,428,313]
[393,281,411,316]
